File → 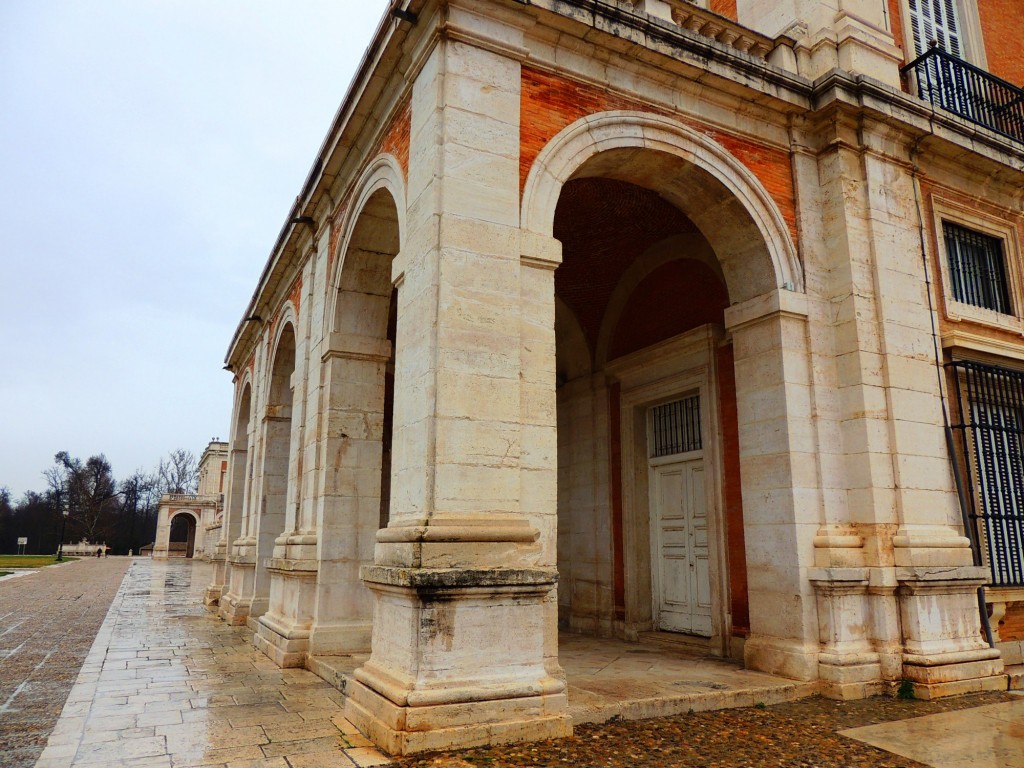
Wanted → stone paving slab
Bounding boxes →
[34,559,392,768]
[0,557,131,768]
[841,695,1024,767]
[558,632,817,725]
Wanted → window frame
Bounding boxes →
[933,197,1023,332]
[900,0,988,69]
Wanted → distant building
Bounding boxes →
[62,540,109,557]
[205,0,1024,755]
[153,440,227,559]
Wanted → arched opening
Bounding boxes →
[230,383,253,547]
[257,323,296,598]
[315,183,401,654]
[553,152,756,655]
[169,512,197,558]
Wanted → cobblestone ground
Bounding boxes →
[0,557,130,768]
[392,691,1018,768]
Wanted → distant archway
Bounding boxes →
[169,512,198,558]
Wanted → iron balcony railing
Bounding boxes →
[902,46,1024,145]
[948,360,1024,587]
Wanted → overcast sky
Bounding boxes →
[0,1,386,498]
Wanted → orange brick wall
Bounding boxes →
[888,0,906,61]
[379,97,412,179]
[709,0,737,21]
[978,0,1024,86]
[327,97,410,283]
[520,67,799,248]
[998,602,1024,641]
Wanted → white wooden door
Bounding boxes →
[651,457,712,636]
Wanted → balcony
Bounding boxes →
[902,46,1024,145]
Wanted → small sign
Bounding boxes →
[17,537,27,545]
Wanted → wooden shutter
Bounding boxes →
[908,0,963,57]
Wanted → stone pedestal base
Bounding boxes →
[344,565,571,755]
[254,612,311,668]
[902,652,1007,699]
[253,559,318,668]
[203,585,223,607]
[308,620,374,657]
[204,553,227,606]
[345,678,569,755]
[219,555,259,626]
[898,565,1007,699]
[810,567,885,700]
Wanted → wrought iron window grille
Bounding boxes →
[902,46,1024,145]
[942,221,1012,314]
[948,359,1024,587]
[650,395,702,458]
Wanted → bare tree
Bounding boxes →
[155,449,199,495]
[45,452,119,543]
[118,471,159,554]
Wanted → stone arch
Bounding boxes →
[234,380,253,443]
[169,510,199,558]
[521,111,802,302]
[255,319,297,600]
[225,379,253,549]
[311,155,405,656]
[269,304,298,369]
[268,320,297,413]
[327,153,407,325]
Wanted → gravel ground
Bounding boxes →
[392,691,1017,768]
[0,557,129,768]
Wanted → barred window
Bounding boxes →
[944,221,1012,314]
[650,396,701,458]
[948,360,1024,587]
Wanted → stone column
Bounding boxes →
[800,119,1005,697]
[307,333,392,655]
[205,443,247,606]
[220,436,258,625]
[152,500,171,559]
[724,289,822,682]
[344,14,569,754]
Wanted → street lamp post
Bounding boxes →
[57,494,70,562]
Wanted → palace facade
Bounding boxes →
[205,0,1024,754]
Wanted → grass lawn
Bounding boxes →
[0,555,79,568]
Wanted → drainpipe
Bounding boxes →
[908,138,996,649]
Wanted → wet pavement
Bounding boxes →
[24,557,1024,768]
[0,557,129,768]
[843,697,1024,767]
[34,558,390,768]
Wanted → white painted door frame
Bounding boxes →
[605,324,730,655]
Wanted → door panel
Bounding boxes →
[652,458,712,636]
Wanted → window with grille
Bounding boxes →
[650,396,702,458]
[943,222,1012,314]
[948,360,1024,586]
